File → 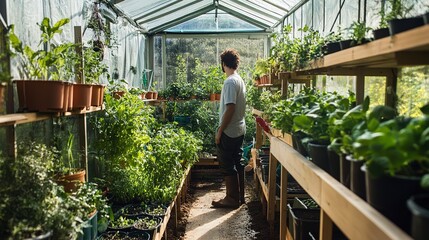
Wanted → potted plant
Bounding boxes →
[107,216,135,232]
[96,231,128,240]
[108,79,128,99]
[323,31,342,55]
[9,18,77,112]
[71,182,110,240]
[0,143,81,239]
[83,45,108,107]
[133,216,162,239]
[53,133,86,193]
[352,104,429,232]
[386,0,423,36]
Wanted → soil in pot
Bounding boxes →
[133,216,162,239]
[127,231,150,240]
[388,16,424,35]
[121,204,146,218]
[96,231,128,240]
[144,203,168,217]
[407,194,429,240]
[107,215,136,232]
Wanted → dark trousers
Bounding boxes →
[217,132,244,176]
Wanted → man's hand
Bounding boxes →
[216,129,222,145]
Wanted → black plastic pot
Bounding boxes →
[290,208,320,240]
[339,154,350,188]
[327,149,340,181]
[364,166,424,232]
[96,231,128,240]
[127,231,151,240]
[424,12,429,24]
[339,39,354,50]
[325,42,341,55]
[407,194,429,240]
[388,16,424,35]
[308,142,329,172]
[133,216,162,240]
[292,131,309,157]
[373,28,390,40]
[347,156,365,199]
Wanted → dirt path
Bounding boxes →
[175,174,278,240]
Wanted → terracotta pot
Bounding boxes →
[55,169,86,193]
[141,92,146,100]
[113,91,125,99]
[91,84,104,107]
[215,93,221,101]
[209,93,216,101]
[145,91,153,99]
[152,91,158,100]
[16,80,71,112]
[72,83,92,110]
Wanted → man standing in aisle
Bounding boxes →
[212,49,246,208]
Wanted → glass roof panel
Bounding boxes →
[165,10,263,33]
[115,0,299,34]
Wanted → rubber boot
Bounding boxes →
[212,175,240,208]
[238,168,245,204]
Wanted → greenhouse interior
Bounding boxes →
[1,0,429,239]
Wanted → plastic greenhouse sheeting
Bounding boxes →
[6,0,146,87]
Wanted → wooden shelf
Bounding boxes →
[270,137,412,240]
[0,106,103,127]
[300,24,429,74]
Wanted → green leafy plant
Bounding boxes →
[351,103,429,190]
[83,46,108,84]
[109,216,135,228]
[293,90,354,144]
[0,143,80,239]
[347,21,372,45]
[9,18,78,81]
[133,217,160,230]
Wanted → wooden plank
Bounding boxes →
[267,153,278,233]
[278,133,293,147]
[320,175,412,240]
[270,137,322,203]
[252,108,264,117]
[320,209,333,240]
[356,74,365,105]
[280,166,288,240]
[255,167,269,201]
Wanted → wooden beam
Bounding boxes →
[385,69,398,109]
[321,176,411,240]
[267,152,278,236]
[356,74,365,105]
[395,51,429,66]
[270,137,323,203]
[280,165,288,240]
[320,209,333,240]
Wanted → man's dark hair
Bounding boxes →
[220,49,240,70]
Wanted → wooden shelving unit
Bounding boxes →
[300,24,429,73]
[251,24,429,240]
[270,137,412,240]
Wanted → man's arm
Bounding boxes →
[216,103,235,144]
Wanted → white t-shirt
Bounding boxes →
[219,73,246,138]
